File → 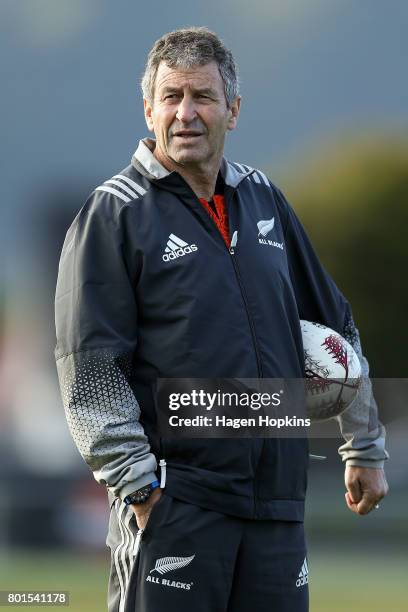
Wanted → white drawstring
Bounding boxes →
[159,458,167,488]
[133,528,143,556]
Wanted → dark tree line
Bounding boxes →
[278,138,408,377]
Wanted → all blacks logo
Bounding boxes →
[163,244,198,262]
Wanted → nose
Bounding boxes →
[175,96,197,123]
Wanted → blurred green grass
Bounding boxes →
[308,550,407,612]
[0,549,406,611]
[0,552,108,612]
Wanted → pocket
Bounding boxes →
[140,493,167,536]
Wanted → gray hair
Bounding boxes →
[141,27,239,108]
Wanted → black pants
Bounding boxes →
[106,493,309,612]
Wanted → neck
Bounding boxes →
[176,164,219,200]
[154,148,222,200]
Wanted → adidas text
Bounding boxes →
[163,244,198,262]
[296,575,308,588]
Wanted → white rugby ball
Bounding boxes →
[300,320,362,421]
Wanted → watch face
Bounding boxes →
[125,484,154,505]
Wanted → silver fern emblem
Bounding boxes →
[150,555,195,575]
[257,218,275,237]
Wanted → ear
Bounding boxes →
[227,96,241,131]
[144,98,155,132]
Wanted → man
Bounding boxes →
[54,27,388,612]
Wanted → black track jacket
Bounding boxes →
[55,139,387,522]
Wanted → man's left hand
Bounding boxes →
[344,465,389,515]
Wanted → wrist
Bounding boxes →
[123,479,160,506]
[132,487,161,513]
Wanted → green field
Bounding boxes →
[0,552,108,611]
[0,549,406,611]
[308,550,407,612]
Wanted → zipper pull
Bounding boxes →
[229,230,238,255]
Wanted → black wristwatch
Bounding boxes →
[123,480,160,505]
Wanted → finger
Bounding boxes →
[358,479,388,514]
[345,491,359,514]
[356,492,377,515]
[346,478,363,504]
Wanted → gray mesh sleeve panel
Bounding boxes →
[54,192,157,500]
[56,348,157,498]
[337,313,389,467]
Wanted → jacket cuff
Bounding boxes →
[118,472,158,501]
[344,458,385,469]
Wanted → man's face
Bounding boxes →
[144,61,240,169]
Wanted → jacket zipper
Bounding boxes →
[227,205,266,516]
[182,187,266,516]
[189,189,265,513]
[229,232,265,516]
[228,231,263,378]
[188,190,264,378]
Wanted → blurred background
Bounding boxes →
[1,1,407,610]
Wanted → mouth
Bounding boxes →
[172,131,203,140]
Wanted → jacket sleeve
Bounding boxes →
[279,189,388,468]
[336,313,388,468]
[54,192,157,500]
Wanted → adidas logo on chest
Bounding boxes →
[162,233,198,262]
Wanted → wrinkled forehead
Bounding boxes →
[154,60,224,95]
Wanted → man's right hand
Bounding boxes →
[131,487,162,530]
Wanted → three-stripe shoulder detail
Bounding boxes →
[95,174,148,203]
[231,162,270,186]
